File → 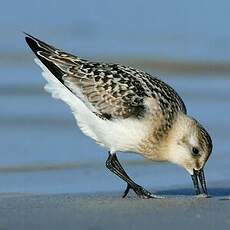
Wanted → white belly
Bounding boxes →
[35,58,148,154]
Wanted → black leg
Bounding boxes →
[111,154,131,197]
[106,152,162,198]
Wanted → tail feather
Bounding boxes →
[25,34,65,84]
[25,33,57,53]
[25,33,106,144]
[34,58,100,142]
[25,33,96,113]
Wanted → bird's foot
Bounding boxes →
[122,184,131,198]
[133,186,164,199]
[122,183,164,199]
[194,193,210,198]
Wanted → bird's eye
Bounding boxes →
[192,147,199,156]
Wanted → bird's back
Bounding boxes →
[25,34,187,153]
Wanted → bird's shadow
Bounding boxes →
[156,187,230,197]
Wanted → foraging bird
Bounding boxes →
[25,34,212,198]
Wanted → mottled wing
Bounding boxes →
[25,34,186,120]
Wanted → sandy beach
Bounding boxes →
[0,181,229,230]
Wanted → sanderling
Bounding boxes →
[25,33,212,198]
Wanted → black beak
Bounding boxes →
[191,168,208,195]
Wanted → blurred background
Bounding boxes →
[0,0,229,195]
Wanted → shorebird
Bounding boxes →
[25,34,212,198]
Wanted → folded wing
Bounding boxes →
[25,34,186,120]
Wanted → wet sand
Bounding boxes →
[0,182,229,230]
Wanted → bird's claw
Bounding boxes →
[123,184,164,199]
[122,184,131,198]
[134,186,164,199]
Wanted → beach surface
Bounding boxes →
[0,181,229,230]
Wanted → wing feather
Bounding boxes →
[25,34,186,120]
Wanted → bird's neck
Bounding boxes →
[138,112,190,162]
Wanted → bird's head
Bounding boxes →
[166,113,212,196]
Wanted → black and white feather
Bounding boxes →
[25,34,186,153]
